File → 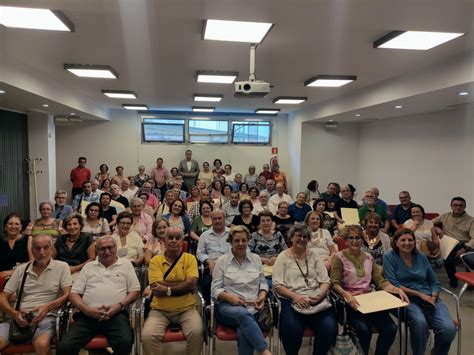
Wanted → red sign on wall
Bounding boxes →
[271,147,278,154]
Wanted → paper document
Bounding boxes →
[439,235,459,259]
[354,290,408,314]
[341,208,360,225]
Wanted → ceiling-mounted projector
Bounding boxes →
[234,44,271,98]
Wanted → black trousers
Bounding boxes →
[57,311,133,355]
[444,243,465,282]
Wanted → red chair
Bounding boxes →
[424,212,439,220]
[455,251,474,299]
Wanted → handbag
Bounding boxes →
[330,325,364,355]
[256,298,273,332]
[144,253,183,318]
[8,263,38,344]
[291,297,332,315]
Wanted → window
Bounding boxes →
[143,118,185,142]
[188,120,229,143]
[232,121,271,144]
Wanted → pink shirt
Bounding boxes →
[150,167,169,187]
[146,194,159,210]
[338,251,373,295]
[130,212,153,242]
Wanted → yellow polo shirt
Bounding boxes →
[149,252,198,312]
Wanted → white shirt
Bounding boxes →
[252,202,276,215]
[121,189,136,203]
[72,258,140,307]
[269,193,293,209]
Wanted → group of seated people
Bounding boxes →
[0,153,471,354]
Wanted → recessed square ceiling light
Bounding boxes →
[0,6,75,31]
[192,106,215,112]
[122,104,148,111]
[193,94,223,102]
[395,105,403,109]
[373,31,464,50]
[255,108,280,115]
[203,19,273,43]
[64,64,118,79]
[102,90,137,99]
[305,75,357,87]
[273,97,307,105]
[196,70,238,84]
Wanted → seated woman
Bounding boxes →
[129,197,153,242]
[25,201,63,241]
[362,212,392,266]
[144,218,168,265]
[0,213,33,278]
[304,180,320,204]
[95,163,110,185]
[111,211,145,266]
[312,198,336,235]
[135,164,149,188]
[273,224,337,355]
[304,211,337,269]
[211,225,271,355]
[331,225,408,355]
[162,199,191,236]
[100,178,111,193]
[137,192,156,219]
[189,201,213,253]
[383,229,457,355]
[99,192,117,229]
[185,185,202,220]
[239,183,250,200]
[210,180,224,202]
[231,199,260,234]
[248,187,260,205]
[249,211,287,281]
[402,204,443,269]
[156,190,174,217]
[221,184,233,205]
[81,202,110,239]
[272,201,295,243]
[288,192,312,222]
[54,213,96,276]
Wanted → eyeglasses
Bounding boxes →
[347,237,363,241]
[97,246,115,252]
[119,222,132,226]
[89,209,100,213]
[293,234,310,240]
[167,235,182,241]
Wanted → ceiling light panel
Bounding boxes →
[203,19,273,43]
[196,71,238,84]
[374,31,464,50]
[305,75,357,87]
[64,64,118,79]
[256,109,280,114]
[273,97,307,104]
[192,106,215,112]
[102,90,137,99]
[0,6,74,31]
[122,104,148,110]
[193,94,223,102]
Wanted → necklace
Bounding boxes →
[364,232,380,249]
[293,250,310,286]
[343,249,366,278]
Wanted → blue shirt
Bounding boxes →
[288,203,312,222]
[383,250,441,296]
[196,228,231,263]
[391,203,416,224]
[54,204,73,220]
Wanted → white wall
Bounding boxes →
[55,110,291,194]
[27,113,56,218]
[357,108,474,213]
[301,122,359,195]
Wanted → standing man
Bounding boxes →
[178,150,200,191]
[391,191,416,231]
[72,181,100,213]
[70,157,91,199]
[197,209,230,303]
[57,236,140,355]
[0,234,72,355]
[150,158,169,200]
[141,227,203,355]
[53,190,73,220]
[437,197,474,288]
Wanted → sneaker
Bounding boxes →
[449,279,458,289]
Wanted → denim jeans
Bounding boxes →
[346,307,397,355]
[279,298,338,355]
[406,298,456,355]
[215,302,268,355]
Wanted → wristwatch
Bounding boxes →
[167,287,172,296]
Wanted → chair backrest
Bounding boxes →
[182,240,189,253]
[425,212,439,220]
[460,251,474,271]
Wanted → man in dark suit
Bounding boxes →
[178,150,200,191]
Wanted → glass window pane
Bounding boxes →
[143,123,184,142]
[232,122,271,144]
[189,120,229,143]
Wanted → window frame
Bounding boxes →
[188,119,230,144]
[231,120,272,145]
[142,117,186,143]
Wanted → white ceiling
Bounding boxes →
[0,0,473,122]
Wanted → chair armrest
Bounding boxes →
[440,287,460,324]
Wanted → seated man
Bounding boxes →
[390,191,416,231]
[437,197,474,288]
[57,236,140,355]
[72,181,100,213]
[53,190,73,220]
[0,234,72,355]
[142,227,203,355]
[196,209,230,303]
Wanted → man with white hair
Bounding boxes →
[53,190,73,220]
[0,234,72,354]
[369,187,389,213]
[110,183,129,208]
[269,183,293,210]
[90,179,103,196]
[120,178,135,202]
[252,191,276,215]
[57,236,140,355]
